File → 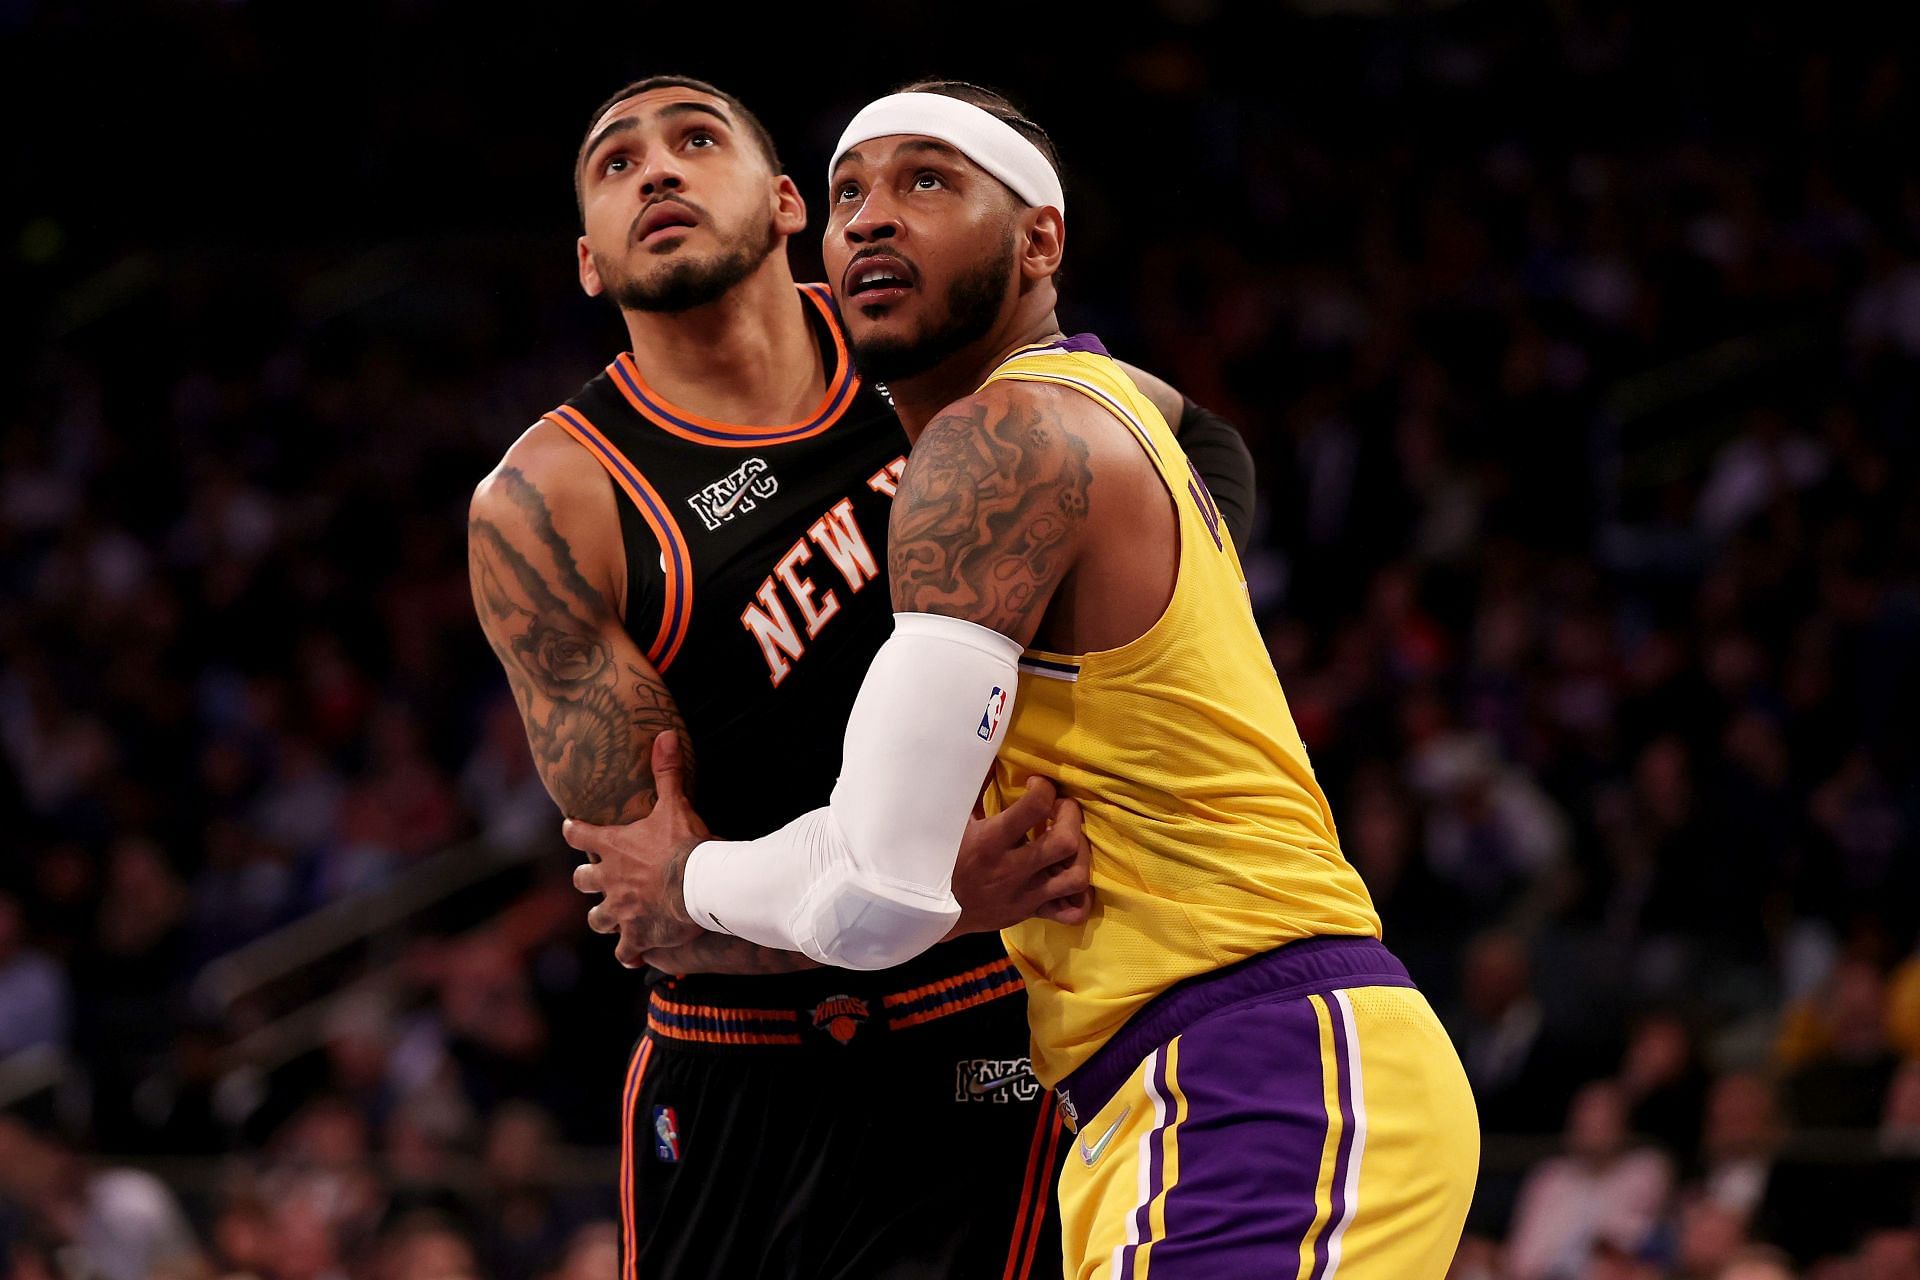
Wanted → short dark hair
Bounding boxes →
[893,79,1063,189]
[575,75,783,215]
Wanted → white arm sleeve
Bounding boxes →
[679,612,1021,970]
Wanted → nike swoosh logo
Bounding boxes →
[967,1072,1032,1096]
[1077,1105,1131,1166]
[713,484,757,519]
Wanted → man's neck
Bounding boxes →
[889,310,1065,441]
[619,259,825,426]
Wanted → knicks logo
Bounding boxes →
[686,457,778,530]
[977,686,1008,741]
[811,995,870,1045]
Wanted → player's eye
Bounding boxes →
[687,130,717,149]
[602,155,629,176]
[835,181,862,203]
[913,171,945,191]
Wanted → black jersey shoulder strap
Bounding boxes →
[541,403,695,673]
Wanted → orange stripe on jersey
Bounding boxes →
[544,406,695,672]
[606,285,862,447]
[618,1037,653,1280]
[1002,1092,1061,1280]
[646,993,805,1046]
[886,977,1025,1030]
[882,959,1024,1008]
[645,1014,806,1046]
[648,995,800,1023]
[1018,1108,1068,1280]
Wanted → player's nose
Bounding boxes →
[637,150,686,198]
[843,190,901,245]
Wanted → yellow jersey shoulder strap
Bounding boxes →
[980,336,1177,470]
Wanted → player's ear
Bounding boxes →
[772,174,808,237]
[1018,206,1064,284]
[577,235,604,298]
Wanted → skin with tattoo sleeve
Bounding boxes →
[468,440,683,827]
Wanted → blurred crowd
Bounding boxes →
[3,2,1918,1278]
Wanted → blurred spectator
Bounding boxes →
[540,1221,618,1280]
[0,1117,205,1280]
[1676,1198,1756,1280]
[1453,931,1584,1134]
[1719,1247,1798,1280]
[1618,1013,1712,1162]
[459,696,560,852]
[1778,960,1901,1129]
[475,1103,579,1280]
[377,1210,483,1280]
[1507,1081,1675,1280]
[1696,409,1828,543]
[0,892,68,1058]
[1855,1230,1920,1280]
[1883,1061,1920,1153]
[1412,732,1572,931]
[1696,1072,1784,1223]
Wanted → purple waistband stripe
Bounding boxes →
[1056,935,1408,1129]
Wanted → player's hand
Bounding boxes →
[949,776,1093,935]
[565,730,708,965]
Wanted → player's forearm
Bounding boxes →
[681,615,1017,970]
[468,465,687,824]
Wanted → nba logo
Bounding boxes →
[652,1106,681,1162]
[977,686,1008,741]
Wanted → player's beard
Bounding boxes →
[600,208,779,314]
[847,230,1014,385]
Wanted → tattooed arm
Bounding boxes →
[888,381,1096,642]
[468,430,682,825]
[469,428,825,975]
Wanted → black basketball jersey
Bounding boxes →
[543,284,910,844]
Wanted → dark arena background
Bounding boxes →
[4,2,1919,1278]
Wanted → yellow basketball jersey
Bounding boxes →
[982,339,1381,1088]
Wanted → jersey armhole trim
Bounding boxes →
[984,369,1187,673]
[543,406,694,672]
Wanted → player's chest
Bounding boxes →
[663,430,909,687]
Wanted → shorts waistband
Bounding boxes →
[647,956,1025,1049]
[1054,935,1411,1129]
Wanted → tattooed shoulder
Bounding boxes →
[888,386,1094,642]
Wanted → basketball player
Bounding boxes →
[470,76,1256,1278]
[563,82,1480,1278]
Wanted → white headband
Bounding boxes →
[830,92,1065,217]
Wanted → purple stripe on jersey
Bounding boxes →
[1052,333,1110,356]
[1122,994,1342,1278]
[1118,1046,1173,1276]
[1055,936,1406,1128]
[1311,1000,1359,1278]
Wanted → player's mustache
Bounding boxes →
[629,196,705,245]
[844,245,920,282]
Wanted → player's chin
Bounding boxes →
[844,284,920,324]
[642,227,702,257]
